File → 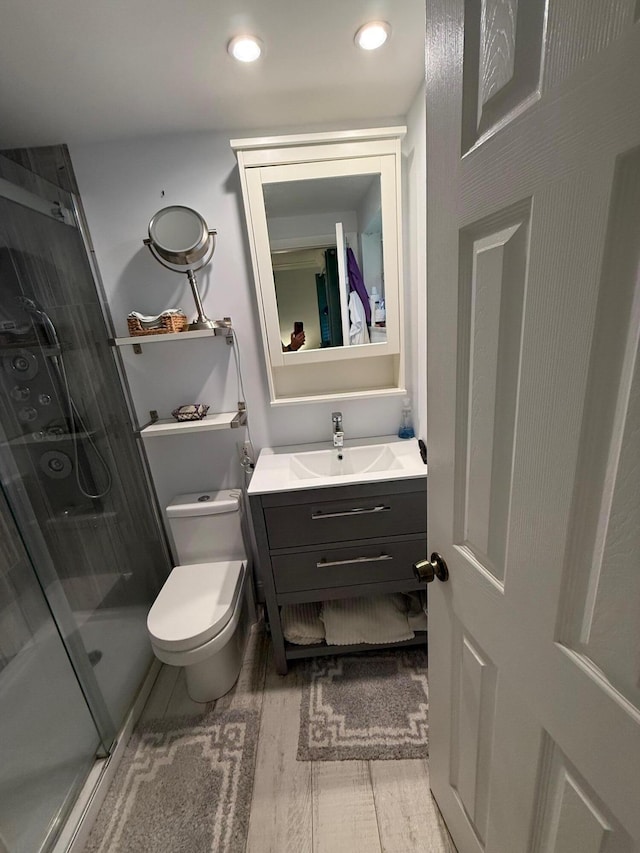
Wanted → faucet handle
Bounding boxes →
[332,412,343,447]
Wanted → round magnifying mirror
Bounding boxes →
[147,205,212,267]
[144,205,220,331]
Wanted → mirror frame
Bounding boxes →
[232,127,407,405]
[147,205,211,265]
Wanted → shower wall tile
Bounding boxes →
[0,147,169,631]
[0,153,72,215]
[0,197,98,311]
[1,145,80,195]
[0,488,47,671]
[0,490,20,569]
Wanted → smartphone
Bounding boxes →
[294,321,304,335]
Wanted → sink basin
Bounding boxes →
[247,435,427,495]
[290,444,403,480]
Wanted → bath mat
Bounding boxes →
[85,708,259,853]
[297,648,428,761]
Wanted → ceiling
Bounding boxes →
[0,0,425,149]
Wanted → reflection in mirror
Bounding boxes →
[263,174,387,351]
[272,246,340,349]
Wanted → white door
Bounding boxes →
[425,1,640,850]
[334,221,351,345]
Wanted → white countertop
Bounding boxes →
[247,435,427,495]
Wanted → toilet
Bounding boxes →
[147,488,254,702]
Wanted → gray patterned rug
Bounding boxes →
[85,708,259,853]
[297,648,428,761]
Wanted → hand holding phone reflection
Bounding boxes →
[283,321,305,352]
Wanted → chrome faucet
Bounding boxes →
[332,411,344,450]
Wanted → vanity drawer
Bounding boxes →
[264,489,426,549]
[272,537,426,594]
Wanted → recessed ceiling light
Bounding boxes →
[355,21,391,51]
[228,35,262,63]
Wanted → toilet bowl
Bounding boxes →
[146,489,253,702]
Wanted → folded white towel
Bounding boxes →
[408,609,428,632]
[320,595,414,646]
[281,602,326,645]
[404,591,428,632]
[128,309,186,321]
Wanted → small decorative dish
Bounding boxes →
[171,404,209,422]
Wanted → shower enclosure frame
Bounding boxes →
[0,161,172,853]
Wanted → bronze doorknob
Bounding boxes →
[413,552,449,583]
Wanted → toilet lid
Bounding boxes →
[147,560,244,653]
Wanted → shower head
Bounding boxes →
[14,295,61,348]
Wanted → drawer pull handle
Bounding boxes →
[316,554,393,568]
[311,504,391,520]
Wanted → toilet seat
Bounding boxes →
[147,559,244,653]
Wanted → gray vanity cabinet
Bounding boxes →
[249,477,427,674]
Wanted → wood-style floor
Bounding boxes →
[138,622,456,853]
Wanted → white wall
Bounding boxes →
[361,231,384,306]
[403,83,427,440]
[70,120,426,510]
[71,131,262,513]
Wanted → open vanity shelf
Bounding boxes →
[284,632,427,661]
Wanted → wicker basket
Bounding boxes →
[127,313,188,337]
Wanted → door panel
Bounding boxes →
[450,627,497,845]
[543,0,637,91]
[558,145,640,710]
[532,738,634,853]
[461,0,546,153]
[455,200,530,584]
[426,1,640,850]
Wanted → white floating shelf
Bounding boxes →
[113,329,220,347]
[140,411,245,438]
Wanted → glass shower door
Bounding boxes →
[0,155,169,852]
[0,489,108,853]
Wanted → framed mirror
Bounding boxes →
[232,128,406,404]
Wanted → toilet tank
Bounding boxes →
[165,489,246,566]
